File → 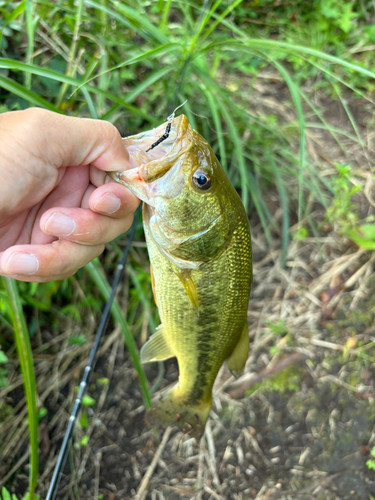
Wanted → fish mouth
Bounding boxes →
[120,114,191,183]
[107,114,192,205]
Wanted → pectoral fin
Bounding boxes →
[176,269,199,312]
[225,323,249,378]
[140,325,174,363]
[150,264,157,306]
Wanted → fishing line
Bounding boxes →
[46,202,143,500]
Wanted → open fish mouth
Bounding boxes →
[120,114,191,183]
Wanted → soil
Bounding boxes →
[3,212,375,500]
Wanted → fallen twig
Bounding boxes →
[134,426,173,500]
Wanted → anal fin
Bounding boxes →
[140,325,174,363]
[225,323,249,378]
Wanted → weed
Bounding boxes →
[325,164,362,231]
[366,447,375,470]
[247,366,303,395]
[82,394,96,407]
[325,164,375,250]
[1,486,39,500]
[0,346,8,388]
[265,319,289,336]
[2,279,38,500]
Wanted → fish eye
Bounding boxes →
[192,170,212,191]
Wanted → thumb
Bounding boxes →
[17,108,131,172]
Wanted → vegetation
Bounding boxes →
[1,0,375,498]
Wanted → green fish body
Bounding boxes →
[109,115,252,436]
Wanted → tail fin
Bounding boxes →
[147,387,211,438]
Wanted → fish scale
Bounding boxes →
[107,115,252,436]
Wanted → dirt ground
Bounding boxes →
[3,213,375,500]
[1,92,375,499]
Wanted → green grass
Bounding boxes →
[2,278,37,500]
[0,0,374,496]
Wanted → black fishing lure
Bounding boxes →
[146,100,187,152]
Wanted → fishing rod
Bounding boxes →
[46,202,143,500]
[46,3,211,494]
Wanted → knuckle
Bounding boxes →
[21,107,52,130]
[23,107,51,119]
[100,120,122,149]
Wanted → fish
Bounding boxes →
[108,115,252,437]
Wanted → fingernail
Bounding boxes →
[5,253,39,275]
[45,213,76,236]
[94,193,121,214]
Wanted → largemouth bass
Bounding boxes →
[108,115,252,436]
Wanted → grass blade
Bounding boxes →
[195,66,272,241]
[25,0,37,92]
[86,0,168,44]
[203,39,375,81]
[56,0,84,106]
[188,0,222,52]
[303,56,375,104]
[0,74,61,111]
[85,260,152,409]
[333,84,365,148]
[127,263,156,334]
[125,66,174,104]
[81,87,98,119]
[114,2,169,44]
[199,0,245,44]
[160,0,172,30]
[71,42,180,96]
[200,82,227,170]
[3,278,38,500]
[267,152,289,268]
[0,59,152,119]
[271,59,305,222]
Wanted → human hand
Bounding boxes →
[0,108,139,283]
